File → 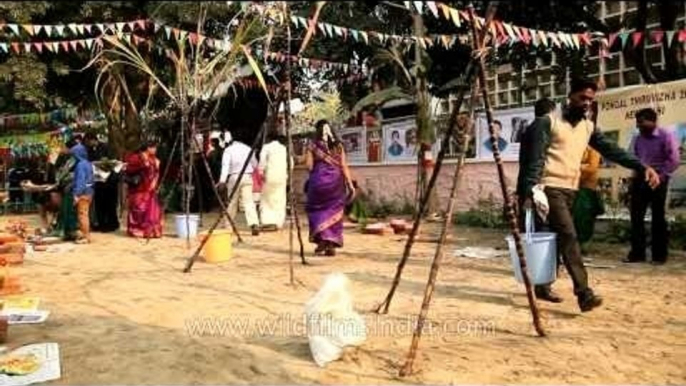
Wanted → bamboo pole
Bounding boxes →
[183,121,269,273]
[374,43,488,314]
[283,3,307,269]
[399,72,481,379]
[468,5,545,337]
[188,131,243,243]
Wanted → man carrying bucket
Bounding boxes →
[519,78,661,313]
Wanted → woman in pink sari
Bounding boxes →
[125,142,163,238]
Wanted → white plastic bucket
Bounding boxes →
[175,214,200,239]
[505,209,557,285]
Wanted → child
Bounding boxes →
[71,143,94,244]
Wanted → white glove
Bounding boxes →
[531,184,549,221]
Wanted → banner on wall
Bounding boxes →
[383,119,419,162]
[337,125,366,164]
[597,79,686,207]
[475,106,532,160]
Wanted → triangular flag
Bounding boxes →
[679,30,686,43]
[55,25,65,36]
[23,43,32,53]
[351,29,359,41]
[334,26,343,36]
[42,25,52,36]
[77,39,86,49]
[538,30,548,47]
[571,33,580,49]
[197,34,206,46]
[68,23,78,35]
[417,37,426,49]
[513,26,524,41]
[76,24,85,34]
[123,34,132,44]
[531,29,539,47]
[449,8,461,27]
[164,26,172,40]
[11,42,20,53]
[608,33,618,49]
[33,42,43,53]
[179,30,188,41]
[61,41,70,52]
[342,27,348,40]
[651,30,664,44]
[189,32,199,45]
[107,23,116,32]
[504,23,516,40]
[360,31,369,44]
[441,35,451,48]
[96,23,105,33]
[325,23,334,37]
[290,15,298,26]
[403,1,411,10]
[619,32,629,48]
[153,23,160,33]
[579,32,591,46]
[52,42,60,52]
[44,42,54,52]
[426,2,439,18]
[8,24,19,35]
[85,39,93,49]
[127,22,136,31]
[21,24,34,36]
[632,31,643,47]
[413,1,424,14]
[559,32,572,48]
[116,22,126,32]
[666,30,676,47]
[85,24,93,34]
[69,40,79,51]
[440,3,451,20]
[0,43,7,53]
[459,10,469,21]
[521,28,532,45]
[495,21,505,38]
[137,20,147,30]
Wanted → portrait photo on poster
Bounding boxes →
[476,106,531,160]
[337,126,367,164]
[383,120,418,162]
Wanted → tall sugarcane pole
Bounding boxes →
[468,5,545,337]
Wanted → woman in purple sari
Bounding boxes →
[306,120,355,256]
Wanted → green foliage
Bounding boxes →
[454,196,507,229]
[363,196,416,219]
[671,215,686,251]
[351,86,412,116]
[0,56,49,111]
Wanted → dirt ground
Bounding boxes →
[5,213,686,385]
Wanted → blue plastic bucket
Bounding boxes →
[505,210,557,285]
[175,214,200,239]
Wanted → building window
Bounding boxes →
[624,69,641,85]
[606,1,622,15]
[606,72,621,88]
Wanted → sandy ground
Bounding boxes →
[4,213,686,385]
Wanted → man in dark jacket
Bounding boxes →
[71,143,94,244]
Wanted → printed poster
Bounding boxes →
[597,79,686,208]
[475,106,532,160]
[337,126,366,164]
[383,120,419,162]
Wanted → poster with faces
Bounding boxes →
[383,120,419,162]
[476,106,534,160]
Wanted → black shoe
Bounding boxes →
[578,292,603,312]
[535,289,564,303]
[251,226,260,236]
[651,260,667,266]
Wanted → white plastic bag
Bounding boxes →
[305,273,366,367]
[531,184,549,221]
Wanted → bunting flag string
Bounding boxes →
[0,19,150,38]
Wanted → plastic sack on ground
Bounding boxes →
[304,273,366,367]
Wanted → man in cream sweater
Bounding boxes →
[519,78,660,312]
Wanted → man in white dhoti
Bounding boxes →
[258,133,290,231]
[218,131,261,236]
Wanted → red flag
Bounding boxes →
[521,28,531,44]
[84,24,92,34]
[651,30,664,44]
[10,42,20,53]
[579,33,591,46]
[33,42,43,53]
[136,20,147,30]
[69,40,79,51]
[632,31,643,47]
[608,33,618,49]
[61,41,70,52]
[189,32,199,45]
[679,30,686,42]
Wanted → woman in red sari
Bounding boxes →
[125,142,163,238]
